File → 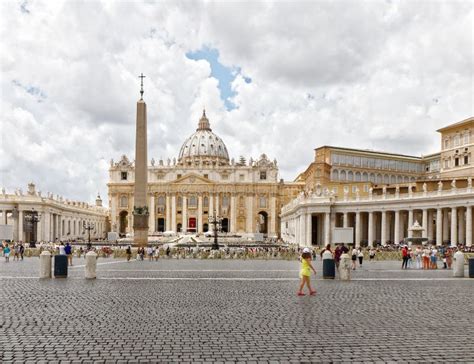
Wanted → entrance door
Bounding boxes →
[188,217,196,232]
[157,218,165,232]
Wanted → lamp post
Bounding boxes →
[24,209,41,247]
[83,221,95,249]
[208,211,222,250]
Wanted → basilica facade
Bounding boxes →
[108,111,302,237]
[280,117,474,247]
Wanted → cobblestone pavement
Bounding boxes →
[1,258,473,363]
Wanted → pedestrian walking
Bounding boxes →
[126,245,132,262]
[369,248,376,262]
[3,243,11,262]
[357,248,364,267]
[19,243,25,261]
[430,247,438,269]
[65,242,73,266]
[351,247,357,270]
[407,248,413,268]
[415,246,422,269]
[445,248,453,269]
[401,245,409,269]
[422,246,431,269]
[297,248,317,296]
[58,242,66,255]
[147,246,154,261]
[14,243,20,261]
[334,245,342,269]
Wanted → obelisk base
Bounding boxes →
[133,213,149,247]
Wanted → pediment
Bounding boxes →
[173,173,213,184]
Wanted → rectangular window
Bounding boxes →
[332,187,338,194]
[363,185,369,193]
[464,155,469,165]
[352,185,357,193]
[455,157,459,167]
[177,174,182,179]
[260,171,267,180]
[203,174,209,179]
[121,172,128,180]
[239,174,245,181]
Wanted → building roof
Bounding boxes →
[436,116,474,133]
[315,145,422,160]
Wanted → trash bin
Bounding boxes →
[54,255,68,278]
[469,258,474,278]
[322,250,335,279]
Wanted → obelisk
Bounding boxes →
[133,73,149,247]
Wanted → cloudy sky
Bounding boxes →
[1,0,473,205]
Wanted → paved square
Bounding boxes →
[1,258,473,363]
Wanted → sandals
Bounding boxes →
[310,290,317,296]
[297,292,305,296]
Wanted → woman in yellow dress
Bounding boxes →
[297,247,317,296]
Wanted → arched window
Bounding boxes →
[331,169,339,181]
[348,171,354,181]
[189,196,197,207]
[376,174,382,183]
[355,172,361,182]
[384,174,389,184]
[157,196,165,206]
[203,196,209,207]
[362,172,368,182]
[340,170,347,181]
[222,195,229,208]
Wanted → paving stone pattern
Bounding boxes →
[1,258,473,363]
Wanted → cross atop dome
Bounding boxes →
[197,108,211,131]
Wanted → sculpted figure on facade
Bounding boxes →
[451,179,456,190]
[438,180,443,192]
[468,177,472,188]
[422,182,427,193]
[151,158,155,166]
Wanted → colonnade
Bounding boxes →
[0,209,106,243]
[283,204,473,248]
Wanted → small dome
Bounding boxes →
[178,110,229,165]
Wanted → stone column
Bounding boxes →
[299,215,305,244]
[466,206,472,247]
[343,212,348,228]
[458,208,465,245]
[209,193,214,216]
[165,194,171,231]
[198,195,203,233]
[324,212,331,246]
[422,209,428,238]
[408,209,414,238]
[306,213,312,246]
[246,195,253,233]
[368,211,374,248]
[451,206,457,246]
[436,208,442,246]
[427,210,434,241]
[355,211,361,248]
[17,210,24,242]
[381,210,387,246]
[171,195,176,232]
[182,195,187,233]
[270,196,277,235]
[3,210,7,225]
[231,194,237,233]
[394,210,400,245]
[215,194,220,216]
[149,194,155,233]
[111,196,117,232]
[443,209,449,242]
[37,213,43,242]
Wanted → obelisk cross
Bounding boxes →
[139,73,146,100]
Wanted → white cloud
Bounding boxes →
[1,0,472,204]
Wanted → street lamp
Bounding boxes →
[83,221,95,249]
[24,208,41,247]
[208,211,222,250]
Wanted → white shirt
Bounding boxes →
[59,246,66,255]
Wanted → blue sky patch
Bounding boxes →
[187,47,249,110]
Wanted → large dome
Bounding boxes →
[178,110,230,166]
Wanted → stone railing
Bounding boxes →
[281,186,474,215]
